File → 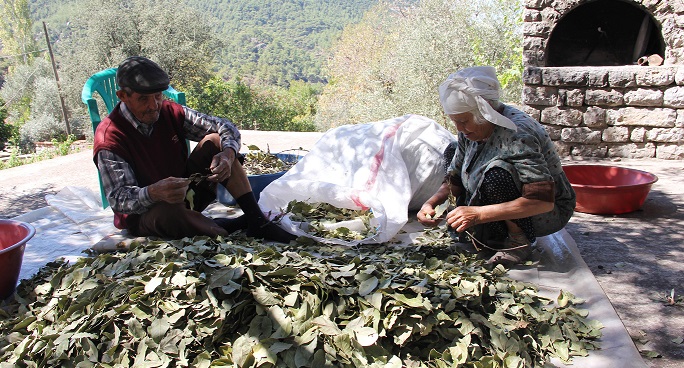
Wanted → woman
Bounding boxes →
[417,66,576,267]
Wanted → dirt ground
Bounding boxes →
[562,157,684,368]
[1,136,683,367]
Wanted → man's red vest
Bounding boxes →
[93,100,188,229]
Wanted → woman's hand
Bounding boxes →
[208,149,236,183]
[148,177,191,204]
[417,203,443,227]
[445,206,482,233]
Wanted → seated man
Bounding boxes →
[93,56,296,242]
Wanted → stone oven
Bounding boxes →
[521,0,684,159]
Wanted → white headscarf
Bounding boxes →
[438,66,517,131]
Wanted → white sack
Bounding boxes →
[259,114,455,245]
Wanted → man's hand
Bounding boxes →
[148,177,191,204]
[208,149,236,183]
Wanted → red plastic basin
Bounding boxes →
[563,165,658,215]
[0,219,35,299]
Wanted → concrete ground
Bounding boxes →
[1,130,682,367]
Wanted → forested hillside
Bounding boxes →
[185,0,377,85]
[1,0,522,152]
[29,0,377,86]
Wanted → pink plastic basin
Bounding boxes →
[0,219,35,299]
[563,165,658,215]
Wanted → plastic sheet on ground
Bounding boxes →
[13,186,117,281]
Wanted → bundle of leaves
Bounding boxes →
[286,200,377,241]
[0,230,602,368]
[243,145,299,176]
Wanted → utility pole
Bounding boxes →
[42,21,71,136]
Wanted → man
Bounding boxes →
[93,56,296,242]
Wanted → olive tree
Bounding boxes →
[55,0,221,118]
[316,0,523,129]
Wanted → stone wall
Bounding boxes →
[522,0,684,159]
[521,66,684,159]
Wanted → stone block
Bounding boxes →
[523,37,544,54]
[571,144,608,158]
[584,107,607,128]
[522,86,558,106]
[519,105,541,121]
[561,127,602,143]
[631,127,646,142]
[635,67,676,86]
[608,143,656,159]
[523,51,543,67]
[523,67,542,85]
[523,9,541,22]
[607,107,677,127]
[585,89,624,106]
[602,127,630,142]
[542,68,587,86]
[541,107,583,126]
[677,110,684,127]
[523,0,551,9]
[550,1,573,15]
[656,144,684,159]
[646,127,684,143]
[540,7,561,22]
[560,89,584,107]
[664,86,684,108]
[609,68,638,87]
[544,125,562,140]
[553,141,572,157]
[523,22,550,37]
[586,69,609,87]
[623,88,664,107]
[675,67,684,85]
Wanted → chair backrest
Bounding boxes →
[81,67,187,131]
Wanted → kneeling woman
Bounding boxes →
[417,66,576,267]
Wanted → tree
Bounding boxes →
[191,77,317,132]
[54,0,220,114]
[0,0,39,64]
[316,0,523,129]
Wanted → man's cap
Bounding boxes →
[116,56,170,94]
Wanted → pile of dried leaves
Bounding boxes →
[243,146,299,176]
[0,229,602,368]
[286,200,377,241]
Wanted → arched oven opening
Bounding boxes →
[546,0,665,67]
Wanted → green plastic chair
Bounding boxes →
[81,67,187,209]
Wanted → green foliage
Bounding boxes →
[0,0,40,63]
[51,133,76,155]
[28,0,375,89]
[0,98,15,147]
[49,0,219,124]
[0,58,87,148]
[192,77,317,132]
[316,0,524,129]
[184,0,377,86]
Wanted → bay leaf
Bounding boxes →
[354,326,378,347]
[358,276,378,297]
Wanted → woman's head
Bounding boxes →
[438,66,516,132]
[447,110,495,142]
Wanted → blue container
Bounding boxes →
[217,153,301,205]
